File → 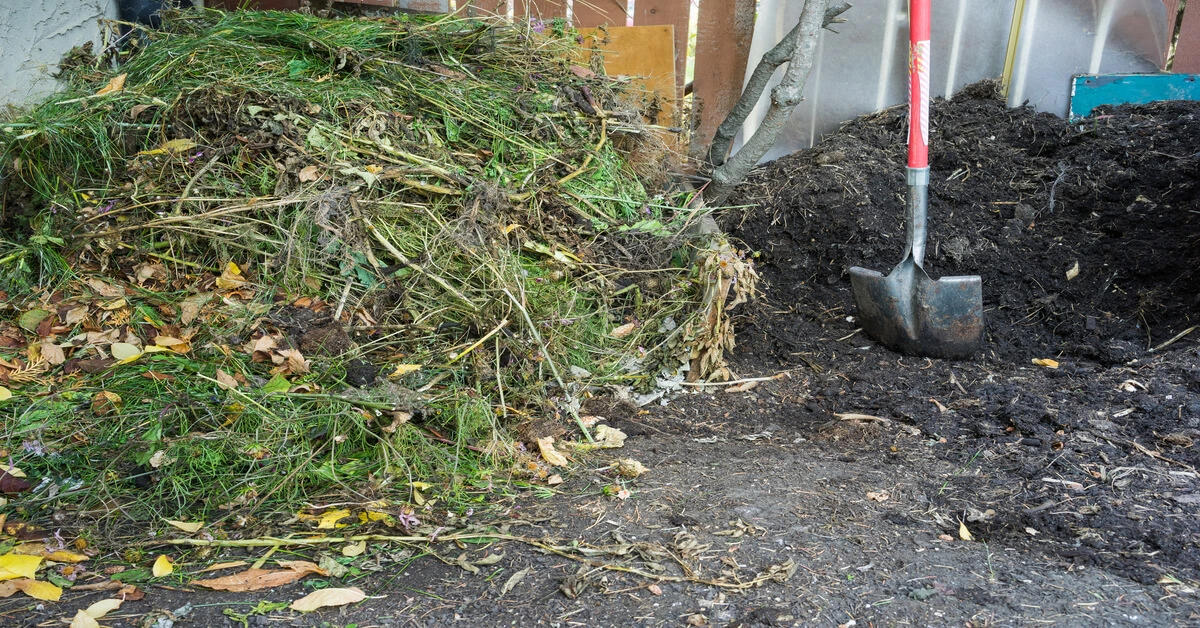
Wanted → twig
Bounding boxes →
[173,152,223,215]
[365,219,478,312]
[502,287,593,443]
[679,372,789,387]
[834,412,891,424]
[445,319,509,365]
[1149,325,1197,353]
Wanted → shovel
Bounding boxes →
[848,0,983,359]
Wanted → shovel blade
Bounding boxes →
[849,262,983,359]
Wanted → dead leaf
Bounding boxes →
[958,520,974,541]
[70,610,100,628]
[499,567,530,597]
[724,380,759,393]
[388,364,422,378]
[128,103,153,119]
[215,369,239,390]
[569,64,597,78]
[0,469,32,494]
[12,578,61,601]
[192,563,324,592]
[152,555,173,577]
[648,583,663,595]
[1066,261,1080,281]
[93,73,126,97]
[85,279,124,298]
[90,391,122,416]
[298,166,321,182]
[537,437,569,467]
[99,298,127,311]
[110,343,141,361]
[165,520,203,534]
[83,597,123,618]
[0,554,41,580]
[1031,358,1059,369]
[866,490,890,502]
[296,508,352,529]
[195,561,248,573]
[547,474,563,486]
[216,262,248,290]
[38,342,65,365]
[610,322,638,339]
[63,306,89,326]
[179,293,211,326]
[614,458,647,478]
[341,540,366,557]
[0,387,10,402]
[11,543,88,563]
[289,587,366,612]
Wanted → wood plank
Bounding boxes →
[578,25,677,125]
[514,0,567,20]
[571,0,628,28]
[631,0,689,92]
[690,0,755,158]
[1164,0,1200,73]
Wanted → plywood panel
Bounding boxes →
[632,0,689,93]
[572,0,627,28]
[465,0,506,17]
[578,25,677,126]
[690,0,755,158]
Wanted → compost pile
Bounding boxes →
[725,83,1200,583]
[0,9,751,528]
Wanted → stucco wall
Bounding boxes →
[1,1,119,107]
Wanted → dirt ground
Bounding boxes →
[7,86,1199,627]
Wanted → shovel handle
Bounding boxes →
[907,0,931,170]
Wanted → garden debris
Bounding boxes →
[0,8,757,532]
[290,587,366,612]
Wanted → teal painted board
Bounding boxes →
[1070,74,1200,120]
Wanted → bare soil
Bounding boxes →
[8,86,1199,627]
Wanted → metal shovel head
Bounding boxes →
[849,256,983,359]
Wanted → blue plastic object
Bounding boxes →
[1070,73,1200,120]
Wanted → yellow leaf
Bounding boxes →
[99,298,127,311]
[536,437,569,467]
[502,223,522,235]
[165,520,204,534]
[1031,358,1059,369]
[12,543,89,563]
[215,262,247,290]
[154,336,186,347]
[110,343,142,361]
[93,73,126,97]
[958,520,974,541]
[0,386,10,402]
[341,540,366,557]
[289,587,366,612]
[388,364,422,378]
[0,554,41,580]
[364,164,383,174]
[14,578,61,601]
[409,481,434,491]
[2,465,25,478]
[297,508,352,529]
[70,610,100,628]
[152,555,173,577]
[160,139,197,154]
[84,597,123,618]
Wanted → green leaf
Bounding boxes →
[262,374,291,395]
[18,309,50,332]
[111,568,152,583]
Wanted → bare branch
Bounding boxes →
[706,2,851,168]
[705,0,833,205]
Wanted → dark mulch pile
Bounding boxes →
[722,83,1200,585]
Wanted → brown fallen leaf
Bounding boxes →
[179,293,212,326]
[38,342,65,366]
[192,561,326,592]
[85,278,124,298]
[0,471,31,495]
[215,369,239,390]
[298,165,321,182]
[93,73,126,97]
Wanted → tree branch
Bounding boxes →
[706,2,851,168]
[704,0,833,205]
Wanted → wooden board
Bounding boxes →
[578,25,677,126]
[571,0,628,29]
[632,0,689,93]
[691,0,755,159]
[514,0,566,20]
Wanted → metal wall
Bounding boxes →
[738,0,1169,162]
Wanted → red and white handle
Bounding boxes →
[908,0,931,170]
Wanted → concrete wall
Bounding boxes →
[1,0,120,107]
